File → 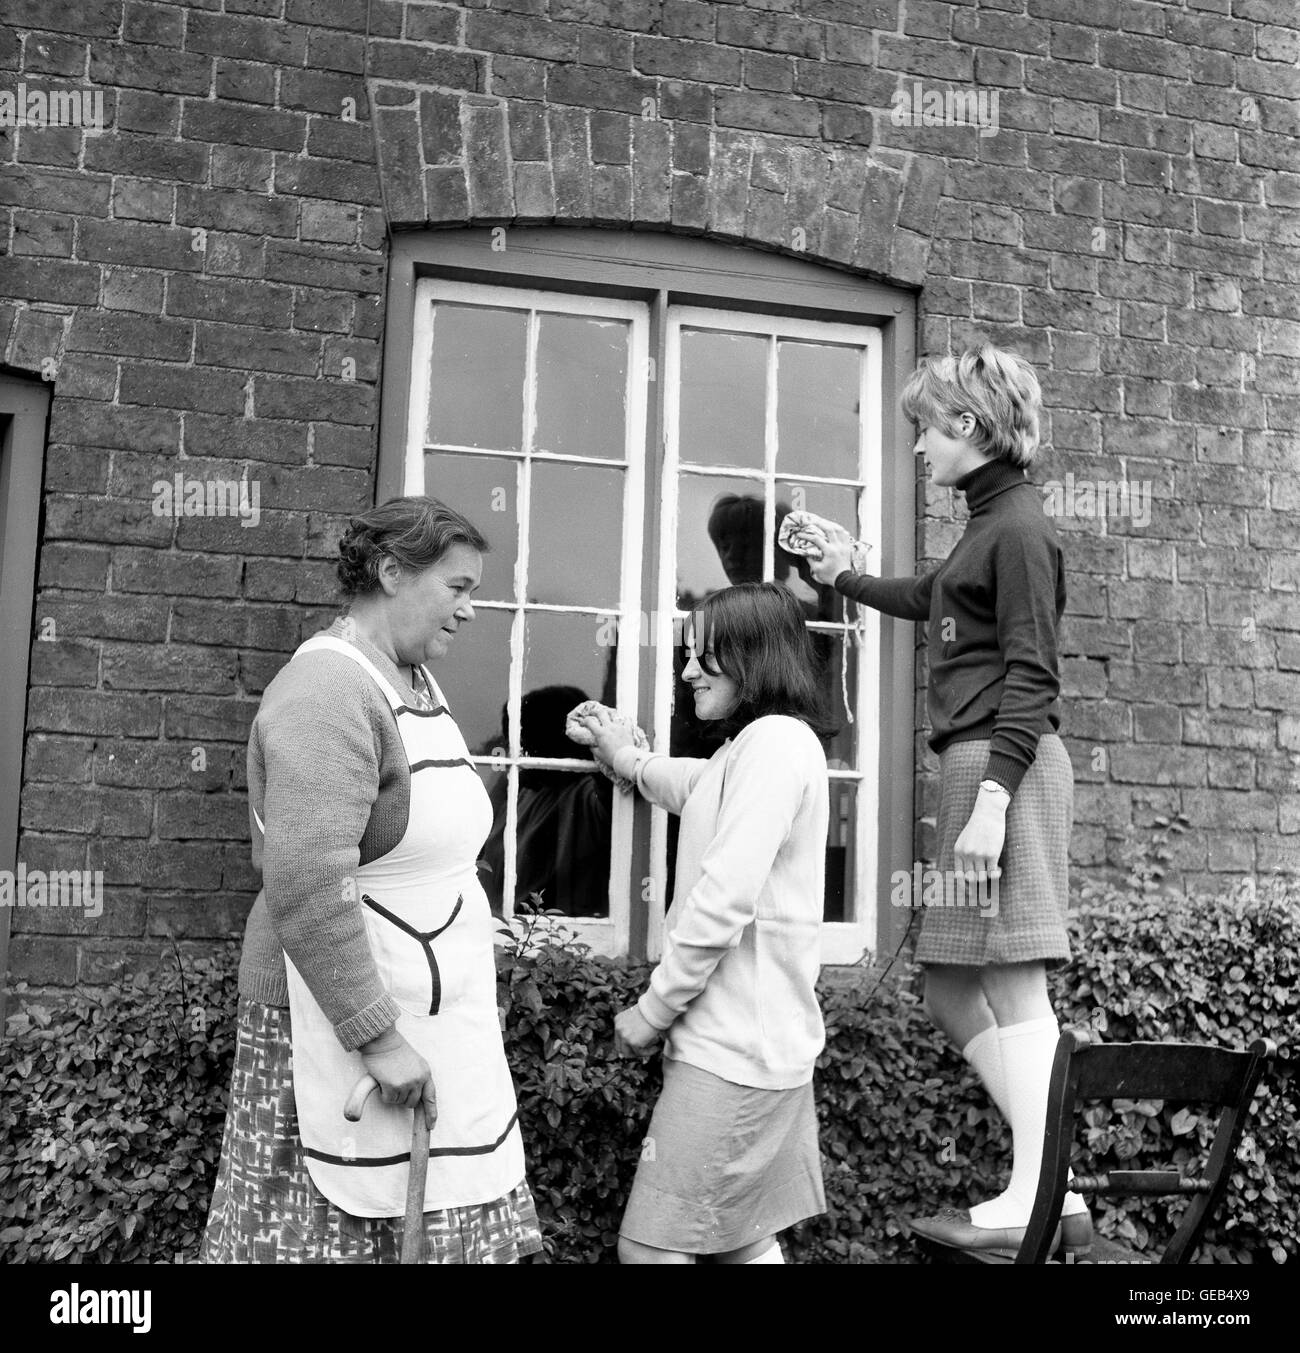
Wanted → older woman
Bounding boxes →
[203,495,541,1264]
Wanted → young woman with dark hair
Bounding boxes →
[575,581,833,1265]
[804,344,1091,1260]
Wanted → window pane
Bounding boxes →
[528,462,623,608]
[824,780,859,923]
[535,313,629,460]
[677,476,766,609]
[521,611,617,714]
[678,328,766,469]
[816,630,859,771]
[427,303,527,451]
[433,606,512,756]
[776,480,859,621]
[424,451,518,602]
[777,340,862,480]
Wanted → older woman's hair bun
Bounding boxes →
[336,495,489,598]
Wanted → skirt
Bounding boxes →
[914,733,1074,968]
[619,1058,825,1255]
[201,997,543,1264]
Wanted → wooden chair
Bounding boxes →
[918,1028,1276,1265]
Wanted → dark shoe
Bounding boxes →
[908,1206,1063,1261]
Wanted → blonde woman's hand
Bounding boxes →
[613,1004,662,1057]
[804,520,857,585]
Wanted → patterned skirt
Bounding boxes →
[201,997,543,1264]
[914,733,1074,968]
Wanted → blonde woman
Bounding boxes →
[805,346,1091,1259]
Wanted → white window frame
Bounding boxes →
[655,306,883,964]
[406,278,650,954]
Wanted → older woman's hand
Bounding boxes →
[576,705,638,766]
[359,1026,438,1126]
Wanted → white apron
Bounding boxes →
[283,634,525,1217]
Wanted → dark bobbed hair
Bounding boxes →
[688,582,836,742]
[336,494,490,599]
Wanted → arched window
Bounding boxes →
[379,230,918,965]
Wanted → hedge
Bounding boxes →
[1,847,1295,1264]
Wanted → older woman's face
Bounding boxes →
[391,542,483,666]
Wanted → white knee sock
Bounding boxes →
[744,1244,784,1264]
[962,1023,1086,1219]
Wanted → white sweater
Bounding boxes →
[614,715,829,1090]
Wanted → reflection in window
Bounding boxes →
[427,304,527,451]
[479,685,612,919]
[522,610,617,712]
[825,780,858,924]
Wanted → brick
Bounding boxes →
[24,734,95,784]
[367,41,479,88]
[0,167,111,216]
[254,375,376,425]
[95,739,234,792]
[3,257,100,306]
[466,11,577,61]
[262,242,383,293]
[8,937,78,986]
[167,274,293,327]
[272,153,383,206]
[635,36,742,83]
[195,321,320,376]
[66,312,192,361]
[215,57,278,106]
[3,0,122,37]
[548,64,654,116]
[162,694,259,742]
[26,687,162,738]
[101,641,238,695]
[716,91,820,137]
[182,101,307,152]
[22,783,153,837]
[89,43,209,96]
[118,364,247,416]
[717,9,823,58]
[114,546,241,598]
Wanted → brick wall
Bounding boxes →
[2,0,1297,993]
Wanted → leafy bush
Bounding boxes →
[1,840,1294,1264]
[1046,819,1298,1264]
[0,947,239,1263]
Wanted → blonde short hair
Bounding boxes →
[901,344,1042,468]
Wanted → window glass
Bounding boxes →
[535,313,629,460]
[677,476,766,609]
[678,328,766,469]
[427,303,527,451]
[433,606,512,755]
[529,462,623,608]
[777,340,860,480]
[424,451,518,602]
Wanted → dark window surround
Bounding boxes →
[377,229,918,959]
[1,373,52,1009]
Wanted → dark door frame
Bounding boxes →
[0,372,52,1007]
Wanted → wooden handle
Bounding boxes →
[401,1101,432,1266]
[343,1073,380,1123]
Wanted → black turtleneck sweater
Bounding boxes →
[835,457,1066,795]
